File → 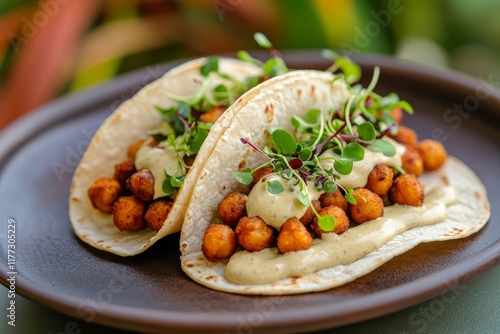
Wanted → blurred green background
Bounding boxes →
[1,0,499,129]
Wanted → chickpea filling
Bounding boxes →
[201,112,448,263]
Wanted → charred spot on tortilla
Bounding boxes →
[238,148,251,170]
[310,84,317,103]
[182,260,197,268]
[264,103,275,122]
[199,170,208,180]
[297,88,302,99]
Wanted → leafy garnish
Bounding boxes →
[162,171,185,196]
[232,169,253,185]
[267,180,284,194]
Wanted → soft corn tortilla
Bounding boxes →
[69,57,265,256]
[179,70,490,295]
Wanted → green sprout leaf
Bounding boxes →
[237,50,263,66]
[213,84,230,102]
[323,181,338,194]
[170,175,185,188]
[272,129,297,155]
[162,178,174,196]
[345,192,357,205]
[267,180,284,194]
[232,168,253,185]
[200,57,219,77]
[297,190,310,207]
[190,127,208,154]
[358,122,376,141]
[254,32,272,49]
[318,214,336,232]
[368,139,396,157]
[298,147,312,161]
[335,57,362,84]
[334,158,353,175]
[342,142,364,161]
[262,57,288,77]
[321,50,361,84]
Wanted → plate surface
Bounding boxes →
[0,53,499,333]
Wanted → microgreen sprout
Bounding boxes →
[233,56,415,232]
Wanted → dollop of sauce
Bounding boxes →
[246,174,322,229]
[319,138,406,189]
[135,145,186,199]
[225,186,457,285]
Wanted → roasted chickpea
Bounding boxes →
[199,106,225,123]
[235,216,274,252]
[114,159,136,186]
[401,144,423,176]
[390,107,403,124]
[144,199,172,231]
[127,137,157,160]
[366,164,394,196]
[348,188,384,224]
[389,174,424,206]
[126,169,155,202]
[87,178,122,214]
[377,107,403,124]
[250,166,273,189]
[311,205,350,237]
[299,200,321,226]
[417,139,447,171]
[277,218,313,253]
[112,196,146,231]
[390,125,418,148]
[202,224,237,262]
[319,189,348,211]
[218,192,247,227]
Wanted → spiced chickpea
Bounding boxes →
[377,107,403,124]
[401,144,423,176]
[417,139,447,171]
[202,224,236,262]
[218,192,247,227]
[87,178,122,214]
[250,166,273,189]
[114,158,136,186]
[319,189,348,211]
[299,200,321,226]
[112,196,146,231]
[390,125,418,148]
[199,106,225,123]
[348,188,384,224]
[389,174,424,206]
[235,217,273,252]
[277,218,313,253]
[366,164,394,196]
[311,205,350,237]
[127,137,157,160]
[126,169,155,202]
[144,199,172,231]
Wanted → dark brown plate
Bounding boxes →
[0,52,499,333]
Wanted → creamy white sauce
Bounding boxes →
[135,145,186,199]
[225,185,457,285]
[319,138,405,189]
[246,174,322,229]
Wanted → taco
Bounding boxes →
[179,68,490,295]
[69,57,269,256]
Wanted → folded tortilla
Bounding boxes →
[69,57,264,256]
[179,70,490,294]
